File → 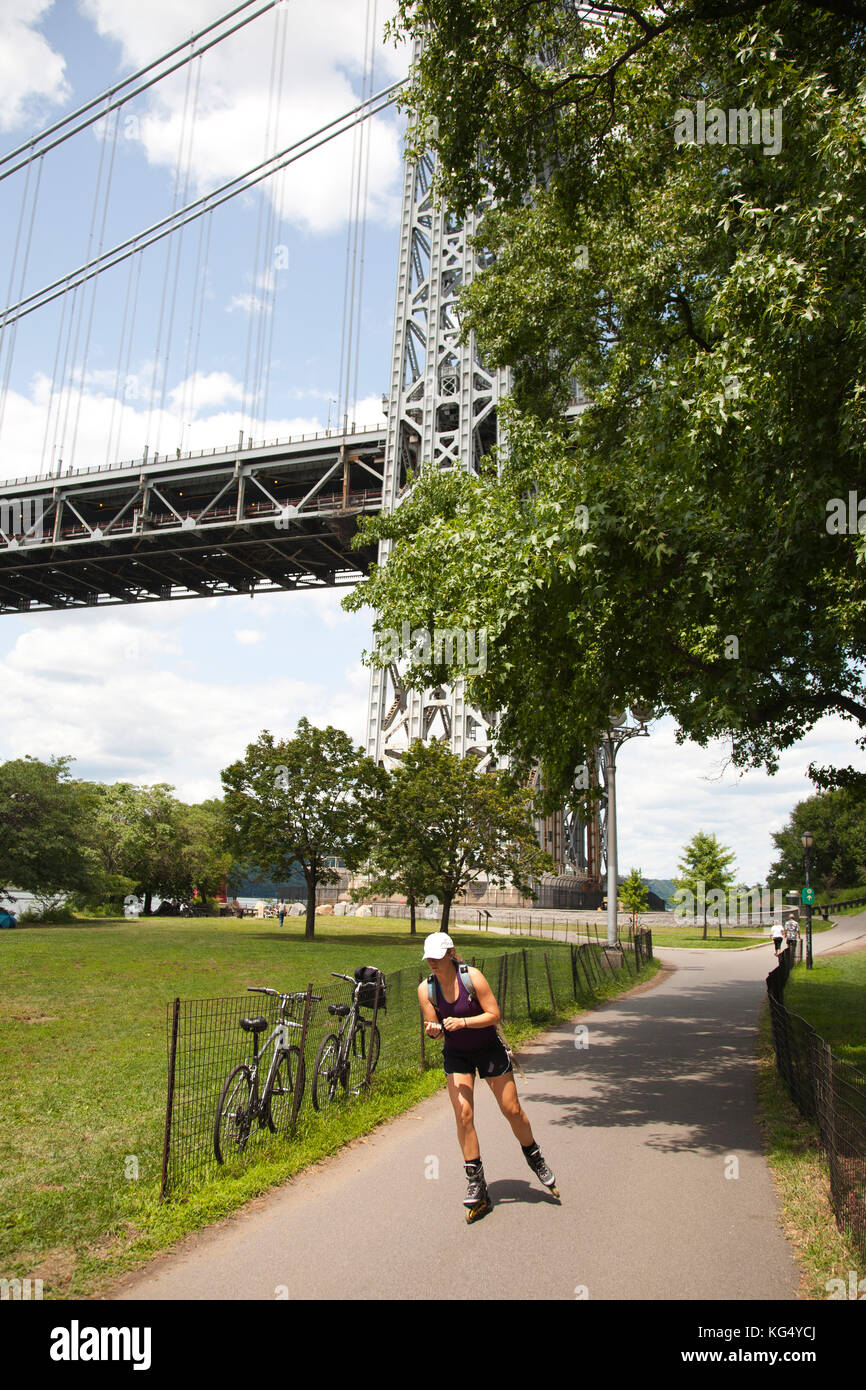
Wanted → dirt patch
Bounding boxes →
[27,1246,77,1292]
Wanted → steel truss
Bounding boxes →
[0,429,385,612]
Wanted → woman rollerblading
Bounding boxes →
[418,932,560,1223]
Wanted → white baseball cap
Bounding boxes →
[423,932,454,960]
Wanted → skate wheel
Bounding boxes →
[548,1184,560,1198]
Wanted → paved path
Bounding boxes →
[111,913,866,1302]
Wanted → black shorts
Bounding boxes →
[443,1038,512,1078]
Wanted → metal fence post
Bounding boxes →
[365,976,382,1091]
[160,997,180,1201]
[290,983,315,1128]
[543,953,556,1011]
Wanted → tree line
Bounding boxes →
[0,720,552,935]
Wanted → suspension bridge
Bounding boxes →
[0,1,601,889]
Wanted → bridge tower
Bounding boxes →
[364,109,601,890]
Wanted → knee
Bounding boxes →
[456,1100,474,1129]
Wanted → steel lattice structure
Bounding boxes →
[363,95,601,884]
[0,428,385,612]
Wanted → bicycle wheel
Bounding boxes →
[311,1033,346,1111]
[351,1021,381,1076]
[265,1047,305,1132]
[214,1064,254,1164]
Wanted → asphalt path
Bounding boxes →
[111,913,866,1302]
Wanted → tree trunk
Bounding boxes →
[441,893,453,935]
[305,873,316,940]
[143,889,152,916]
[409,891,416,935]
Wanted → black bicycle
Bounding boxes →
[213,986,319,1163]
[311,971,383,1111]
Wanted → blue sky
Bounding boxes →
[0,0,862,887]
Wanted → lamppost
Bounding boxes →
[802,830,814,969]
[601,706,653,948]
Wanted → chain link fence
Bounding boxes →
[767,952,866,1257]
[161,938,650,1198]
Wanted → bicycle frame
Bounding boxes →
[245,988,305,1112]
[328,974,377,1086]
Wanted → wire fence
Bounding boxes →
[161,935,652,1198]
[766,952,866,1258]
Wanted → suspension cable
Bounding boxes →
[0,81,404,330]
[0,0,282,184]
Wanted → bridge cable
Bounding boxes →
[338,0,378,437]
[240,1,286,443]
[56,95,118,474]
[0,0,283,185]
[152,50,204,454]
[351,0,379,427]
[0,81,404,331]
[252,1,290,441]
[0,152,43,448]
[70,106,123,468]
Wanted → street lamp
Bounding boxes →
[802,831,814,969]
[601,706,653,948]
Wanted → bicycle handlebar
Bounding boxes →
[248,986,323,1003]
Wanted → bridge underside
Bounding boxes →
[0,428,391,613]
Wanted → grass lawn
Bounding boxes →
[0,913,658,1299]
[783,949,866,1070]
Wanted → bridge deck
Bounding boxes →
[0,428,387,613]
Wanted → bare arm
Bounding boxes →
[417,980,443,1038]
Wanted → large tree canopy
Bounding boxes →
[349,2,866,800]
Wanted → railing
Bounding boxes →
[0,423,387,491]
[766,953,866,1257]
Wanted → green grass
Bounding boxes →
[756,1001,865,1298]
[814,886,866,907]
[783,950,866,1070]
[0,913,658,1299]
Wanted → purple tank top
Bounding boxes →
[434,967,498,1051]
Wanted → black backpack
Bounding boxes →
[354,965,387,1012]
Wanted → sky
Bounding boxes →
[0,0,862,888]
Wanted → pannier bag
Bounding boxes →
[354,965,387,1011]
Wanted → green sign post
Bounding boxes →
[801,887,815,906]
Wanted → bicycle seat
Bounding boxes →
[328,1003,351,1018]
[240,1016,269,1033]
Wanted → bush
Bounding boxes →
[19,904,77,924]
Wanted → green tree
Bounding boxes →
[768,789,866,894]
[369,739,553,934]
[348,3,866,801]
[178,800,235,910]
[220,720,381,941]
[87,782,192,915]
[619,867,650,932]
[353,765,434,935]
[674,831,738,939]
[0,755,100,909]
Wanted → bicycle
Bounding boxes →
[213,986,320,1163]
[311,971,383,1111]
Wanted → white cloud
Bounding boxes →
[0,610,362,797]
[0,0,69,132]
[168,371,244,413]
[79,0,410,234]
[614,714,866,885]
[0,372,387,481]
[234,628,264,645]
